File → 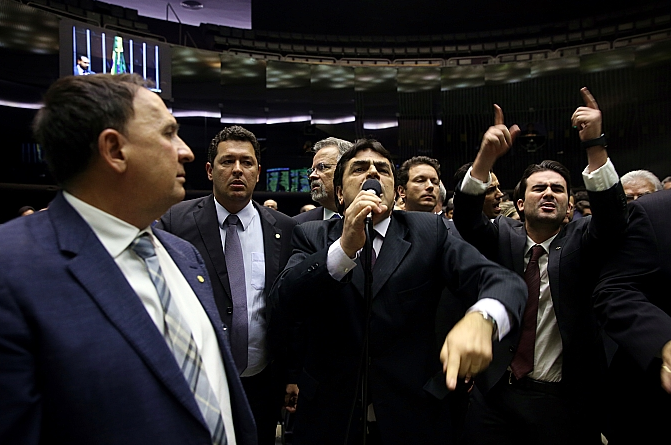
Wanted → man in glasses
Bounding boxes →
[294,137,353,222]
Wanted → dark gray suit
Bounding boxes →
[293,206,325,223]
[271,210,527,445]
[453,183,628,444]
[594,190,671,444]
[156,194,297,445]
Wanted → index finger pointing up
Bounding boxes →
[580,87,599,110]
[494,104,504,126]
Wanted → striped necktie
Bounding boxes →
[132,234,227,445]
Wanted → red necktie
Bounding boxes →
[510,244,544,379]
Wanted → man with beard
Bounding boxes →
[453,88,628,444]
[294,137,352,223]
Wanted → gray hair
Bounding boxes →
[621,170,663,191]
[313,137,353,161]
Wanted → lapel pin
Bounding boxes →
[197,275,205,283]
[275,233,281,239]
[555,246,561,250]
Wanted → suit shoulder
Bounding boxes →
[165,195,211,214]
[260,206,298,229]
[293,207,322,223]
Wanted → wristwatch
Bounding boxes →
[474,310,498,340]
[581,134,607,150]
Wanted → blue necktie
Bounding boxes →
[132,234,227,444]
[224,214,248,375]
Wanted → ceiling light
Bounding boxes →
[181,1,204,10]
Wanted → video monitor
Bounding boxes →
[266,167,290,192]
[58,18,172,99]
[290,168,310,193]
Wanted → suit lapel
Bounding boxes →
[156,231,242,408]
[50,194,206,429]
[510,224,527,276]
[255,202,281,296]
[194,195,232,300]
[350,217,411,298]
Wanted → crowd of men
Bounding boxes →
[1,73,670,445]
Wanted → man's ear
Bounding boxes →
[256,164,261,184]
[397,185,406,200]
[516,198,525,213]
[98,129,127,174]
[336,185,344,206]
[206,162,213,181]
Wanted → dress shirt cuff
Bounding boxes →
[327,238,358,281]
[460,167,491,195]
[467,299,510,341]
[582,157,618,192]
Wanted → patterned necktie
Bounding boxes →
[131,234,227,445]
[224,214,248,375]
[510,244,545,379]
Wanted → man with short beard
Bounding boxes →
[294,137,352,223]
[454,89,628,444]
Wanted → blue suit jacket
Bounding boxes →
[0,192,257,445]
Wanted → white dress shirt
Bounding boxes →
[215,200,268,377]
[460,158,620,382]
[63,191,236,445]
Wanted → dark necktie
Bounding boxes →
[510,244,545,379]
[330,213,341,220]
[224,214,248,375]
[132,234,227,444]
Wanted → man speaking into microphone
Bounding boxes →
[271,139,527,445]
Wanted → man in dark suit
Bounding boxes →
[453,88,628,444]
[271,138,528,445]
[0,74,256,444]
[593,189,671,444]
[294,137,352,223]
[156,125,297,445]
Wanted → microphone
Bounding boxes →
[362,178,382,221]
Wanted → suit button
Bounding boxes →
[222,324,227,331]
[509,347,514,352]
[227,307,233,314]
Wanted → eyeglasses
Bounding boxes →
[307,163,334,176]
[625,191,653,202]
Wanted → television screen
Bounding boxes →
[59,18,172,99]
[290,168,310,193]
[266,167,290,192]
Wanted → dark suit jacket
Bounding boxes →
[271,210,527,445]
[0,192,256,445]
[293,206,324,223]
[593,190,671,443]
[453,183,628,398]
[156,195,296,347]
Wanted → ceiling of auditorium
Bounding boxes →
[103,0,668,36]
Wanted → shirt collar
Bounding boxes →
[214,199,256,231]
[323,208,339,220]
[63,190,148,259]
[373,215,392,238]
[524,233,557,257]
